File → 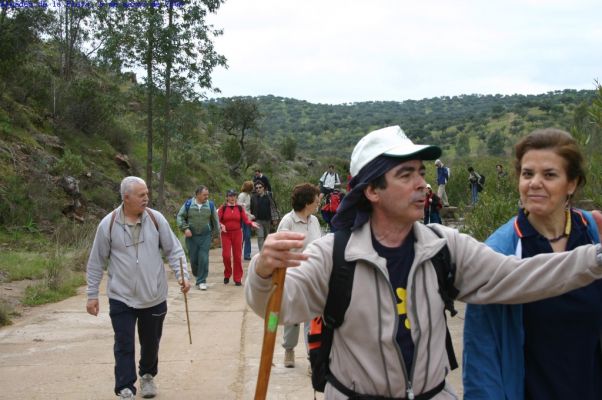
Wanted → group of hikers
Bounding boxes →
[86,125,602,399]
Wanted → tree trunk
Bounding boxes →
[238,126,248,172]
[63,8,68,78]
[145,17,154,204]
[157,2,174,208]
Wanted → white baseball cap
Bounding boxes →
[350,126,441,177]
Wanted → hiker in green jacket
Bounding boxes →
[176,185,220,291]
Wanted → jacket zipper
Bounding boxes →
[370,261,414,398]
[408,262,422,398]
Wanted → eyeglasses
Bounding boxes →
[123,225,144,248]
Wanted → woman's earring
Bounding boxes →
[565,193,573,210]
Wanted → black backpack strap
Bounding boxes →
[426,225,459,370]
[324,229,355,329]
[312,229,355,391]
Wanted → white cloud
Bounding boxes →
[207,0,601,104]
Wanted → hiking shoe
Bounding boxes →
[118,388,135,399]
[199,283,208,290]
[284,349,295,368]
[224,277,229,284]
[140,373,157,398]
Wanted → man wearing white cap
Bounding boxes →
[245,126,602,399]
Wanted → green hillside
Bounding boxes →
[247,90,597,159]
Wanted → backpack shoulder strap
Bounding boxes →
[426,225,459,370]
[314,229,355,388]
[183,198,193,222]
[145,208,159,231]
[109,210,117,246]
[324,229,355,328]
[208,201,216,229]
[109,208,159,246]
[576,209,600,244]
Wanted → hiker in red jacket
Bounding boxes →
[219,189,259,286]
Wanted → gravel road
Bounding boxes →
[0,242,464,399]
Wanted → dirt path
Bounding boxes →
[0,241,464,399]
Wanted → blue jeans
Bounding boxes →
[186,233,211,285]
[109,299,167,395]
[471,184,479,205]
[242,223,252,259]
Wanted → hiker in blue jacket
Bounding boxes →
[176,185,220,290]
[463,128,602,400]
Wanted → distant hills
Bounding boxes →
[236,90,596,160]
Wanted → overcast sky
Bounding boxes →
[206,0,601,104]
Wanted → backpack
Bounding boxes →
[109,208,159,250]
[110,207,158,234]
[431,194,442,211]
[219,204,244,224]
[184,198,215,216]
[182,198,216,229]
[307,226,459,393]
[321,191,343,213]
[477,173,485,192]
[320,172,341,188]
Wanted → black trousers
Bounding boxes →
[109,299,167,395]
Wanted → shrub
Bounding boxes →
[222,136,241,165]
[0,175,35,228]
[52,148,86,176]
[52,220,96,272]
[280,135,297,160]
[61,77,117,135]
[461,177,518,241]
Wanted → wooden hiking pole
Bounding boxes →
[179,257,192,345]
[254,267,287,400]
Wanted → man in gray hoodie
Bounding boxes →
[86,176,191,400]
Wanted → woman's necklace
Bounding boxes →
[544,209,571,243]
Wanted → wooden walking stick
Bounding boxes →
[254,267,287,400]
[179,257,192,345]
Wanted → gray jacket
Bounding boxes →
[245,221,602,399]
[86,206,189,309]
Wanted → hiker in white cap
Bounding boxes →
[245,126,602,399]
